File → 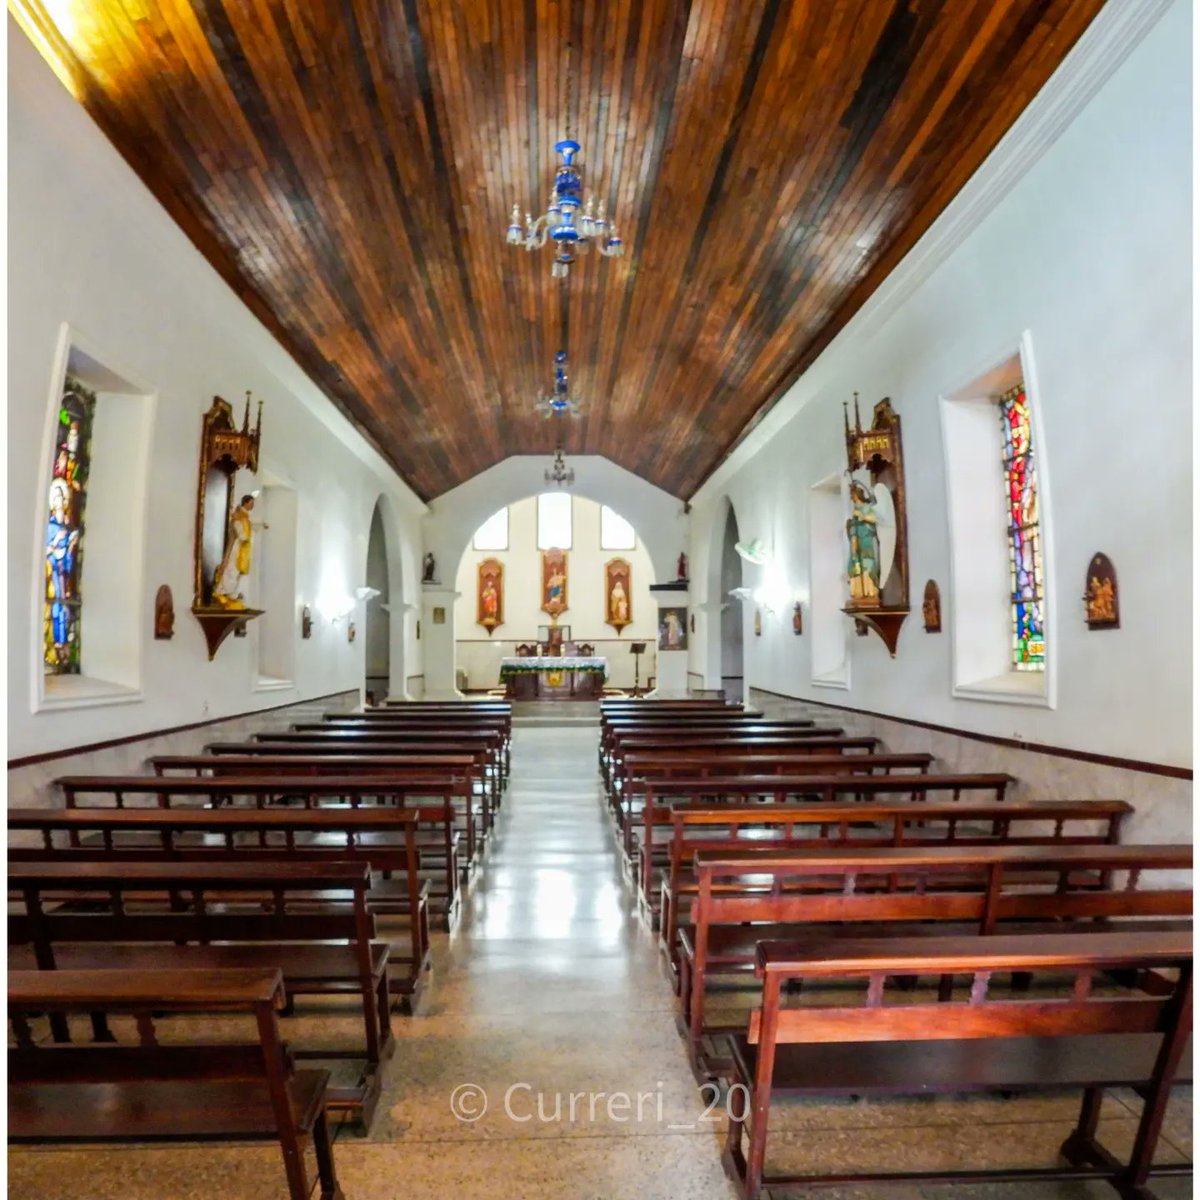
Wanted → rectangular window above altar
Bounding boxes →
[537,492,572,550]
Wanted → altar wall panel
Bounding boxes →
[454,495,661,690]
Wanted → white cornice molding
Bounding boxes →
[693,0,1175,502]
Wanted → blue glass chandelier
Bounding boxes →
[535,351,583,419]
[506,140,623,278]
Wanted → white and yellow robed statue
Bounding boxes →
[212,494,258,609]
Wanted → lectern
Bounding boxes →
[629,642,647,696]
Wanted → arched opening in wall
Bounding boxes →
[253,480,298,690]
[809,472,850,688]
[452,494,657,696]
[364,501,391,702]
[719,501,744,699]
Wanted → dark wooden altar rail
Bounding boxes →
[8,806,431,997]
[725,931,1193,1199]
[150,750,499,828]
[601,732,868,794]
[268,725,510,784]
[9,860,392,1130]
[627,773,1017,890]
[613,749,933,813]
[657,799,1132,971]
[52,773,467,918]
[9,967,343,1200]
[682,843,1193,1079]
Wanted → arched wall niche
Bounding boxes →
[361,491,411,701]
[420,455,685,698]
[450,493,659,692]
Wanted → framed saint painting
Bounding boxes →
[477,558,504,636]
[541,548,568,618]
[658,606,687,651]
[604,558,632,634]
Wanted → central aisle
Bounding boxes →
[352,721,732,1196]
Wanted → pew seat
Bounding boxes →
[9,968,343,1200]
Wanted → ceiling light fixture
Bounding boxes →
[506,141,623,278]
[535,351,583,419]
[544,447,575,488]
[504,34,622,280]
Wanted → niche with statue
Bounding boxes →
[842,395,910,655]
[191,394,265,659]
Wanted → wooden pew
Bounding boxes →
[151,749,499,830]
[9,967,344,1200]
[723,931,1193,1199]
[9,805,431,998]
[626,772,1017,885]
[681,842,1192,1077]
[9,860,393,1128]
[602,732,869,796]
[656,799,1133,970]
[302,713,512,772]
[613,749,932,816]
[53,773,467,918]
[599,721,836,785]
[259,726,510,786]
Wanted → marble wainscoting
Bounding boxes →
[748,689,1193,848]
[7,689,361,810]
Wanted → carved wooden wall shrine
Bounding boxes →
[1083,552,1119,629]
[842,395,910,655]
[191,394,264,659]
[476,558,505,636]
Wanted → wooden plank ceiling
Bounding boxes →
[19,0,1104,500]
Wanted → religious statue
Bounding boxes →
[792,602,803,636]
[212,494,257,609]
[422,552,437,583]
[677,552,688,581]
[845,480,880,603]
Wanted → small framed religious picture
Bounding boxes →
[1083,553,1119,629]
[432,607,446,625]
[154,585,175,640]
[754,608,762,637]
[922,580,942,633]
[657,606,687,651]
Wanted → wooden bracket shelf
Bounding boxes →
[844,607,909,657]
[192,607,264,661]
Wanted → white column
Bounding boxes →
[646,584,690,699]
[421,585,463,699]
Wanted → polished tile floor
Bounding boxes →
[9,725,1192,1199]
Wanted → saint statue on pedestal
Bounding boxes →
[213,495,257,609]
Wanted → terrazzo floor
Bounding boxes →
[8,724,1192,1199]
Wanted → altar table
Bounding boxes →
[499,656,607,700]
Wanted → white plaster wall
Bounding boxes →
[689,0,1191,771]
[453,495,659,690]
[8,24,425,760]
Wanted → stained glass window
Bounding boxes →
[44,376,96,675]
[999,382,1044,671]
